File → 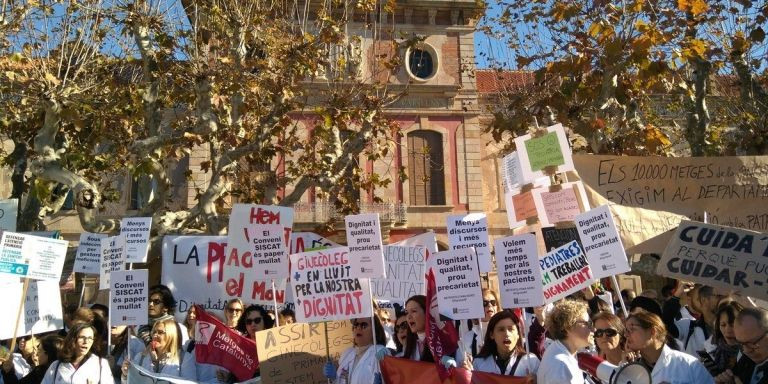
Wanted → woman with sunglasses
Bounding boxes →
[41,322,114,384]
[223,299,244,331]
[235,305,274,379]
[624,310,713,384]
[592,312,629,366]
[393,313,410,356]
[462,289,501,358]
[468,310,539,376]
[537,299,593,384]
[324,316,390,384]
[121,318,195,382]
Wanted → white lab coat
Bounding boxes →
[333,345,389,384]
[649,345,714,384]
[473,353,540,376]
[675,319,709,357]
[537,340,585,384]
[127,348,196,382]
[181,340,231,384]
[111,335,145,380]
[462,328,483,358]
[12,353,31,380]
[41,355,114,384]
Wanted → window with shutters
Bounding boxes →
[407,131,445,205]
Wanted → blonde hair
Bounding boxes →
[546,299,588,340]
[150,318,180,363]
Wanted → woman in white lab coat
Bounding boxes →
[537,299,593,384]
[462,289,501,358]
[624,310,713,384]
[469,310,540,377]
[324,315,390,384]
[41,322,114,384]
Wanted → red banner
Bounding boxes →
[193,305,258,381]
[380,357,532,384]
[426,268,460,380]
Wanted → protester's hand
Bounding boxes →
[714,369,735,384]
[1,357,13,374]
[121,357,131,378]
[375,347,388,362]
[215,369,229,382]
[674,280,693,298]
[440,356,457,369]
[533,305,547,323]
[461,353,473,371]
[323,361,336,380]
[373,372,383,384]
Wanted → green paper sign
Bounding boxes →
[524,131,565,171]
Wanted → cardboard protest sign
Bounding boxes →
[431,248,483,320]
[532,181,589,226]
[0,199,18,232]
[110,269,148,326]
[573,155,768,232]
[290,232,341,254]
[541,226,582,252]
[290,248,372,322]
[195,306,259,381]
[255,321,352,384]
[575,205,630,279]
[371,245,426,301]
[393,232,438,253]
[608,204,687,251]
[514,124,574,182]
[161,236,286,322]
[658,221,768,301]
[74,232,107,275]
[447,213,492,273]
[0,279,63,340]
[225,204,293,284]
[494,234,544,308]
[345,213,385,278]
[504,189,539,229]
[0,232,68,281]
[100,235,125,290]
[540,240,593,303]
[120,217,152,263]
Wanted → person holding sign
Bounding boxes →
[324,316,390,384]
[624,311,713,384]
[122,318,195,383]
[537,300,593,384]
[41,322,114,384]
[468,310,540,377]
[462,289,501,358]
[2,335,62,384]
[106,326,143,383]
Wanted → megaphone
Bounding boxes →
[577,353,651,384]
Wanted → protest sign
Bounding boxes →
[225,204,294,285]
[494,234,544,308]
[195,306,259,381]
[431,248,483,320]
[447,213,492,273]
[0,232,68,281]
[120,217,152,263]
[514,124,574,183]
[255,321,352,384]
[0,199,18,232]
[247,224,289,278]
[100,235,125,290]
[393,232,438,253]
[575,205,630,279]
[0,280,63,340]
[541,226,582,252]
[128,364,198,384]
[74,233,107,275]
[608,204,686,251]
[658,221,768,301]
[290,248,372,322]
[371,245,426,301]
[532,182,589,225]
[110,269,148,326]
[161,236,287,322]
[573,155,768,232]
[345,213,385,278]
[290,232,341,254]
[504,189,539,229]
[501,152,523,192]
[540,240,593,303]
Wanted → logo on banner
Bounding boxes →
[196,321,214,345]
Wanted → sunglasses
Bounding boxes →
[396,322,410,331]
[352,322,370,330]
[483,300,497,308]
[227,307,243,313]
[245,318,263,325]
[594,328,618,338]
[149,299,163,306]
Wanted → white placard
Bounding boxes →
[513,123,574,183]
[494,234,544,308]
[121,217,152,263]
[100,235,125,290]
[540,240,593,303]
[110,269,148,326]
[370,245,426,301]
[345,213,385,278]
[446,213,492,273]
[0,279,64,339]
[249,224,289,278]
[501,152,523,192]
[0,232,68,281]
[432,248,484,320]
[575,205,631,279]
[74,232,107,275]
[0,199,18,232]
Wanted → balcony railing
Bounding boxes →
[292,202,407,224]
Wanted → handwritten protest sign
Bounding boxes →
[371,245,426,301]
[432,248,483,320]
[608,204,687,251]
[504,189,539,228]
[541,226,583,252]
[532,181,589,225]
[100,235,125,290]
[0,232,68,281]
[0,280,63,339]
[290,248,372,322]
[74,233,106,275]
[0,199,18,232]
[121,217,152,263]
[447,213,492,273]
[111,269,148,326]
[540,240,593,303]
[494,234,544,308]
[658,221,768,301]
[514,124,574,182]
[256,321,352,384]
[573,155,768,232]
[345,213,385,278]
[290,232,340,254]
[161,236,286,322]
[575,205,630,279]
